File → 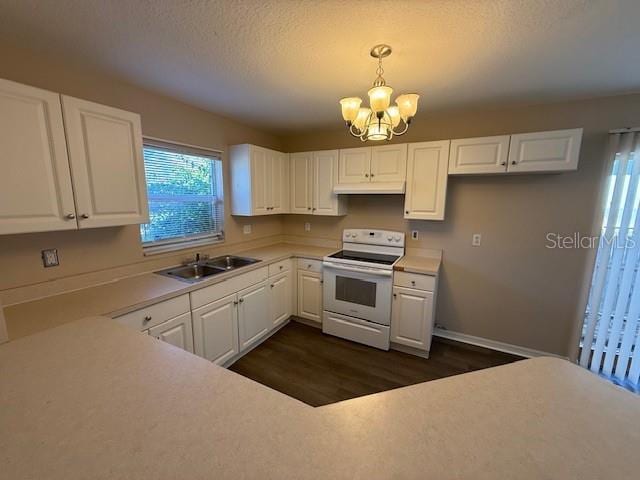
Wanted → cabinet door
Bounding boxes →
[404,141,450,221]
[271,151,289,214]
[0,79,77,234]
[507,128,583,173]
[290,152,313,214]
[448,135,510,174]
[391,286,434,351]
[338,147,371,184]
[297,270,323,323]
[250,146,269,215]
[149,312,194,354]
[61,96,148,228]
[238,281,270,351]
[370,144,407,183]
[192,293,239,365]
[314,150,343,216]
[270,271,292,328]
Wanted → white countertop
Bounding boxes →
[1,316,639,479]
[3,242,337,341]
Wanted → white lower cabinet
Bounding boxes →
[270,271,292,328]
[191,293,239,365]
[391,287,434,351]
[149,312,194,353]
[391,272,437,355]
[238,281,270,351]
[297,269,323,323]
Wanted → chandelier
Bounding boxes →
[339,44,419,142]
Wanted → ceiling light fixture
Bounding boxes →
[340,44,419,142]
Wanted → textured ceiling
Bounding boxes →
[1,0,639,133]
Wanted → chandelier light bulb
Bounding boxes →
[396,93,420,122]
[353,107,372,131]
[339,97,362,123]
[368,85,393,114]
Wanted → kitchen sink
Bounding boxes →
[206,255,261,270]
[155,255,261,283]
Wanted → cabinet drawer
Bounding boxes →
[269,258,292,276]
[393,271,436,291]
[322,311,390,350]
[297,258,323,273]
[114,294,190,331]
[190,266,269,309]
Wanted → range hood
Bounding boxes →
[333,182,406,194]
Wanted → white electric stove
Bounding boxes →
[322,229,405,350]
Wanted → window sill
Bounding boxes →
[143,237,225,256]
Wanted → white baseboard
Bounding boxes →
[433,328,566,359]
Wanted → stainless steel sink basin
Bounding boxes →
[155,255,261,283]
[156,263,226,283]
[206,255,261,271]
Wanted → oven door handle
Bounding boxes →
[322,262,393,277]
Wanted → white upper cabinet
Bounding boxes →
[0,79,149,235]
[289,150,346,216]
[230,144,289,216]
[61,96,149,228]
[290,151,313,214]
[507,128,583,173]
[314,150,345,215]
[0,79,77,234]
[404,141,450,221]
[370,143,408,183]
[448,135,510,175]
[336,144,407,193]
[338,147,371,184]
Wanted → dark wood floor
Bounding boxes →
[230,319,523,406]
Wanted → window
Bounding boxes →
[140,140,224,254]
[580,131,640,392]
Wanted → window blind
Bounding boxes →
[140,141,224,250]
[580,131,640,391]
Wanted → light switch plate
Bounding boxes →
[411,230,419,240]
[472,234,482,247]
[243,225,252,234]
[42,249,59,267]
[304,222,311,232]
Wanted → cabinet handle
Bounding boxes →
[370,173,375,178]
[320,280,324,284]
[81,214,90,219]
[143,315,152,323]
[239,298,244,303]
[365,173,369,178]
[307,207,311,211]
[308,264,312,268]
[279,265,283,270]
[405,210,409,214]
[312,207,316,211]
[411,280,416,286]
[393,293,397,298]
[501,161,506,166]
[233,301,238,306]
[270,284,274,288]
[65,213,76,219]
[511,161,516,165]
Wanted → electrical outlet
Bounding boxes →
[411,230,419,240]
[243,225,252,234]
[472,233,482,247]
[304,222,311,232]
[41,249,59,268]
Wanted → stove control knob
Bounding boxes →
[352,233,358,238]
[387,236,393,242]
[345,233,351,238]
[394,235,401,242]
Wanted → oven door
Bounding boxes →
[322,262,392,325]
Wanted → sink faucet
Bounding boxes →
[184,252,208,266]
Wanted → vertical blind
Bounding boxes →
[580,131,640,391]
[140,141,224,249]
